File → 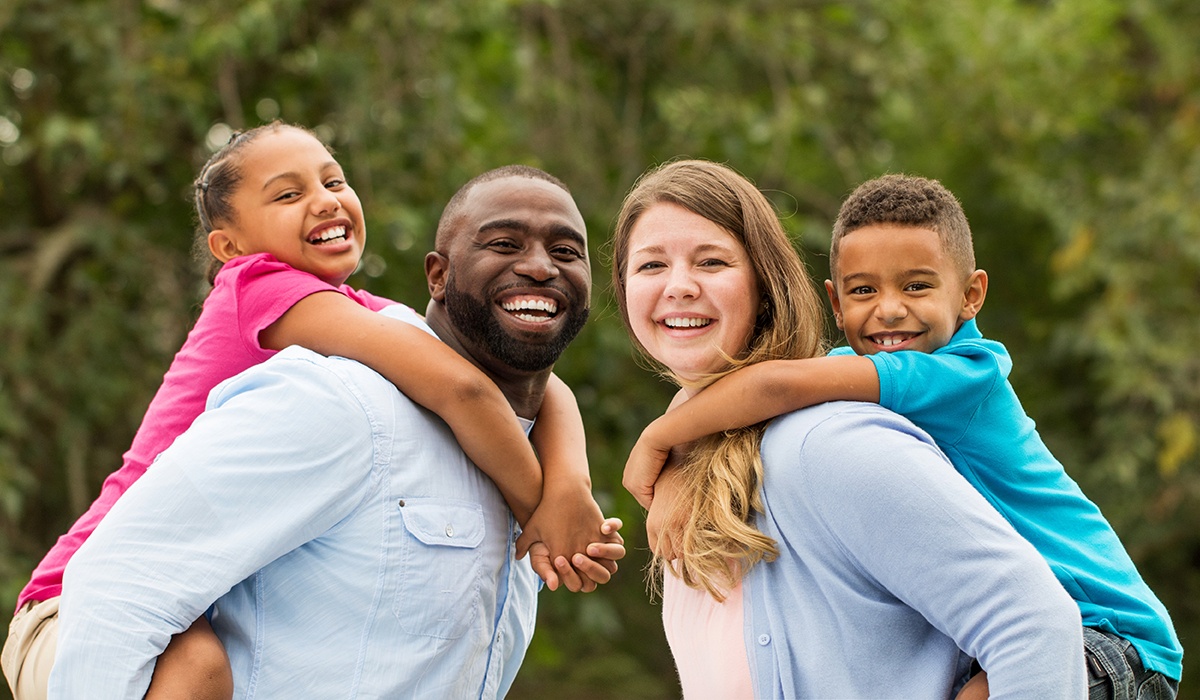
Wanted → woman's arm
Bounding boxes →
[262,291,542,524]
[623,355,879,509]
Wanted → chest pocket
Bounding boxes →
[394,498,486,639]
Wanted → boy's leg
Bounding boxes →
[1,598,60,700]
[145,615,233,700]
[1084,626,1178,700]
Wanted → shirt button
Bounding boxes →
[757,634,770,646]
[445,524,454,537]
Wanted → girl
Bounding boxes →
[7,122,608,699]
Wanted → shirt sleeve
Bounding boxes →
[862,341,1010,446]
[785,406,1085,699]
[231,253,398,356]
[48,352,381,698]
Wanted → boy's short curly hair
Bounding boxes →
[830,174,975,281]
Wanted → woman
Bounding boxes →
[610,160,1083,698]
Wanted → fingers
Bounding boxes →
[513,529,535,559]
[600,517,624,542]
[527,542,559,591]
[554,555,588,593]
[587,542,626,563]
[571,553,613,585]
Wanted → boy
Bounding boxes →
[623,174,1181,699]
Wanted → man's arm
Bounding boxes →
[773,405,1085,699]
[49,353,377,697]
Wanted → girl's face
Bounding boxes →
[208,127,365,286]
[623,202,761,386]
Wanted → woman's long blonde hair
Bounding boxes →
[612,160,827,600]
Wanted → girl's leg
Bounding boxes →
[145,616,233,700]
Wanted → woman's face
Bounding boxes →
[623,202,761,385]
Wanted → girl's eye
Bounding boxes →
[699,258,729,268]
[635,260,665,272]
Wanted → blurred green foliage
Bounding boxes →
[1,0,1198,697]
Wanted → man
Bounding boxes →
[48,166,623,697]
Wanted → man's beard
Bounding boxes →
[443,275,589,372]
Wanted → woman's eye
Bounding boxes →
[699,258,729,268]
[635,261,664,272]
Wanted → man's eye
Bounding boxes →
[552,246,584,260]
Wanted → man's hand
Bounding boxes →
[529,518,625,592]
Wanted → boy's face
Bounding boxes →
[825,224,986,355]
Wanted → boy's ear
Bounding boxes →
[425,251,449,301]
[959,269,988,322]
[824,279,844,330]
[207,230,242,263]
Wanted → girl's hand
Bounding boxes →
[645,467,686,561]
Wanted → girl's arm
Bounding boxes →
[262,291,541,525]
[517,375,619,586]
[623,355,879,509]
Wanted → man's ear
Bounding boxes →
[824,279,845,330]
[207,230,242,263]
[959,269,989,322]
[425,251,449,301]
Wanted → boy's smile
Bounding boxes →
[825,224,986,356]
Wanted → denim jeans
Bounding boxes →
[1085,627,1178,700]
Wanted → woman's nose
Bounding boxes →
[664,268,698,300]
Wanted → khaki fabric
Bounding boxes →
[2,598,59,700]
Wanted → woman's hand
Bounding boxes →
[645,466,687,560]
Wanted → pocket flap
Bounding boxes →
[399,498,485,548]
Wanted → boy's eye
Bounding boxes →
[848,285,874,295]
[905,282,932,292]
[325,178,346,189]
[274,191,300,202]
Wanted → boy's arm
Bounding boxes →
[518,374,624,590]
[623,355,879,508]
[263,291,541,525]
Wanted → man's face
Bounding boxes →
[429,176,591,373]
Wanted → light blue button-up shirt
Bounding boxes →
[50,307,539,698]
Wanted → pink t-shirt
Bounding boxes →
[17,253,399,610]
[662,568,755,699]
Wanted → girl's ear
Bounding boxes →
[824,279,845,330]
[207,230,242,263]
[959,269,989,322]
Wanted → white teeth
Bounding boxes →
[502,299,557,314]
[312,226,346,243]
[664,317,711,328]
[877,336,905,347]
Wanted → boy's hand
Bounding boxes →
[623,425,672,510]
[528,518,625,592]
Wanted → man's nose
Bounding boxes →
[513,245,559,282]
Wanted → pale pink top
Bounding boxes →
[662,569,755,700]
[17,253,398,611]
